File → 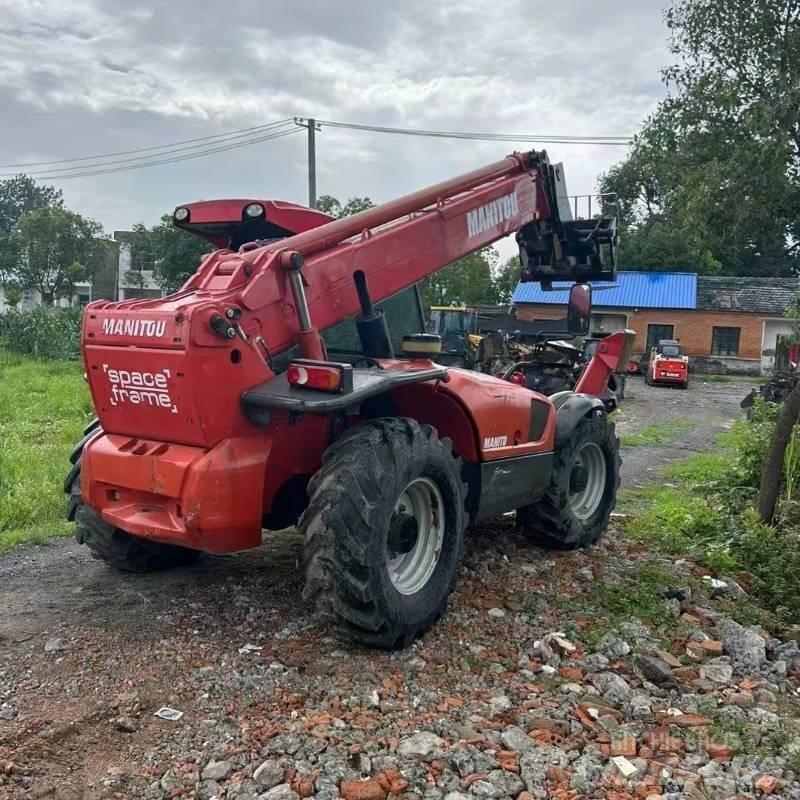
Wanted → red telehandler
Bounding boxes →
[65,151,632,647]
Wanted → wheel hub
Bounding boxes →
[386,477,446,596]
[570,464,589,493]
[388,512,419,555]
[566,441,607,522]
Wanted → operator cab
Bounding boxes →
[656,339,684,358]
[172,199,335,251]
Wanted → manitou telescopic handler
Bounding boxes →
[66,151,633,647]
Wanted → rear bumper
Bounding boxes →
[81,433,268,552]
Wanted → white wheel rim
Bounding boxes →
[567,442,607,521]
[387,477,445,595]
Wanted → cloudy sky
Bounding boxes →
[0,0,671,257]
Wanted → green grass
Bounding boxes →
[621,417,694,447]
[0,351,92,550]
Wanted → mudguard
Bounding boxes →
[550,391,605,442]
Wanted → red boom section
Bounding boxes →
[82,152,551,450]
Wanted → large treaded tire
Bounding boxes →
[301,417,467,648]
[517,411,620,550]
[65,425,201,572]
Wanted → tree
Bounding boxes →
[421,248,498,308]
[599,0,800,276]
[0,174,64,235]
[6,207,105,304]
[492,255,522,304]
[129,216,213,292]
[315,195,375,218]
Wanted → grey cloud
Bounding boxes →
[0,0,671,242]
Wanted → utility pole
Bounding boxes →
[307,117,317,209]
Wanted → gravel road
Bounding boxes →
[3,375,798,800]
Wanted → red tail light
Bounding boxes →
[287,360,354,393]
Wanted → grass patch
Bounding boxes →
[663,451,734,485]
[621,418,694,447]
[0,351,92,551]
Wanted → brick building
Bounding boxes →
[512,271,798,375]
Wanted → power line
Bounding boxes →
[2,120,298,179]
[19,127,303,181]
[297,118,633,146]
[0,118,293,169]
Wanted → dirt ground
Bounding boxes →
[614,375,751,488]
[3,375,792,800]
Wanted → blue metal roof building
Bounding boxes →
[512,271,698,310]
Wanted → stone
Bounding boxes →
[699,662,733,685]
[500,726,534,753]
[444,794,472,800]
[569,751,604,793]
[397,732,445,758]
[611,737,637,757]
[610,756,639,779]
[754,774,779,795]
[704,742,736,760]
[596,633,631,659]
[655,649,683,669]
[489,694,512,715]
[44,638,68,653]
[203,760,234,782]
[699,640,723,657]
[697,762,737,800]
[519,747,569,792]
[635,654,675,685]
[487,608,506,619]
[260,784,301,800]
[253,760,285,789]
[589,671,632,706]
[113,716,137,733]
[485,770,524,797]
[468,780,502,798]
[715,618,766,672]
[339,779,387,800]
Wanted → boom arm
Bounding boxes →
[178,150,614,359]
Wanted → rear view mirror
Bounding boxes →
[567,283,592,336]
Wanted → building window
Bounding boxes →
[711,326,740,357]
[646,324,674,350]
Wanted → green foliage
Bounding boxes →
[599,0,800,276]
[3,206,106,303]
[663,451,733,485]
[620,418,693,446]
[129,215,213,292]
[421,247,498,308]
[492,256,521,303]
[0,306,83,360]
[0,350,91,550]
[0,174,63,235]
[316,195,376,218]
[622,404,800,626]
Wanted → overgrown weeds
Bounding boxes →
[0,351,91,550]
[619,401,800,629]
[0,306,83,360]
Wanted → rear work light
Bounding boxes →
[287,360,354,393]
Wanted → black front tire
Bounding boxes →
[65,429,201,573]
[301,417,467,648]
[517,411,620,550]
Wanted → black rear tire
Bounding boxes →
[65,430,201,572]
[301,417,467,648]
[517,411,620,550]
